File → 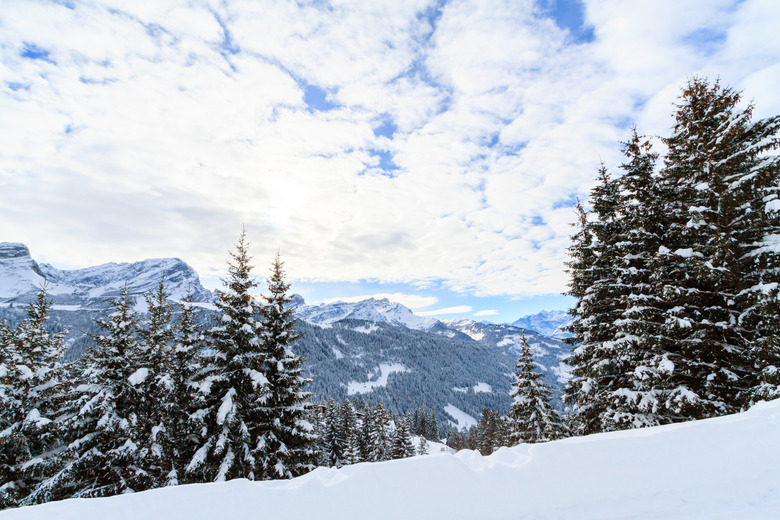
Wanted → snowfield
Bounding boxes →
[4,401,780,520]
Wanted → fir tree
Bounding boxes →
[186,230,270,482]
[322,398,344,467]
[508,336,562,444]
[26,286,148,504]
[0,287,66,508]
[367,402,391,462]
[134,279,176,487]
[165,292,203,485]
[564,167,625,434]
[389,416,415,459]
[255,253,316,479]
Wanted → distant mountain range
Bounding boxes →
[0,242,574,428]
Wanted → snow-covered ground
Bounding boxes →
[4,401,779,520]
[346,363,409,395]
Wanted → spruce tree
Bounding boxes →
[650,78,764,419]
[367,402,391,462]
[508,336,562,444]
[255,253,316,479]
[389,416,415,459]
[165,292,203,485]
[0,288,66,508]
[322,398,344,467]
[564,167,625,434]
[603,130,669,430]
[186,230,270,482]
[134,279,176,487]
[26,286,148,504]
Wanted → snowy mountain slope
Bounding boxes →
[511,309,573,338]
[5,400,778,520]
[296,297,437,330]
[0,242,213,306]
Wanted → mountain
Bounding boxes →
[0,243,572,427]
[511,309,572,338]
[293,299,572,425]
[6,400,778,519]
[0,242,213,358]
[0,242,213,306]
[296,297,437,330]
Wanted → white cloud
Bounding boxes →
[416,305,473,316]
[1,0,777,297]
[321,293,437,309]
[474,310,498,317]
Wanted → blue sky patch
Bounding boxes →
[537,0,595,44]
[683,28,727,55]
[373,118,397,139]
[21,43,55,63]
[369,149,399,174]
[303,83,339,112]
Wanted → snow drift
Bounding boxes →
[3,401,779,520]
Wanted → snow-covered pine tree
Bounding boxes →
[650,78,758,420]
[508,336,563,444]
[255,253,315,479]
[367,402,391,462]
[165,292,204,485]
[25,286,148,504]
[389,416,415,459]
[723,92,780,404]
[134,279,176,487]
[340,399,362,465]
[186,230,270,483]
[0,287,66,508]
[564,167,625,434]
[603,130,669,430]
[322,398,344,467]
[416,435,428,456]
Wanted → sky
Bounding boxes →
[1,0,779,323]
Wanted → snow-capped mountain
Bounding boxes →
[295,297,437,330]
[0,242,213,306]
[511,309,572,338]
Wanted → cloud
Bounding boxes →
[0,0,777,298]
[416,305,473,316]
[322,293,438,310]
[474,310,499,316]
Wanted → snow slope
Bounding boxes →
[5,400,779,520]
[296,297,437,330]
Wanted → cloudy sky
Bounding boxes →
[1,0,779,322]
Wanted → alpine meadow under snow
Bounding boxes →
[2,400,779,520]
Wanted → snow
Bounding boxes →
[443,404,477,430]
[346,363,409,395]
[472,382,491,393]
[127,368,149,386]
[4,401,780,520]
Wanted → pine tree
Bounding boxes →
[416,435,428,456]
[389,416,415,459]
[255,253,316,479]
[134,279,176,487]
[186,230,270,482]
[340,399,362,465]
[322,398,344,467]
[367,402,391,462]
[165,292,203,485]
[508,336,563,444]
[649,78,766,419]
[0,287,66,508]
[603,129,669,430]
[564,167,625,434]
[26,286,148,504]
